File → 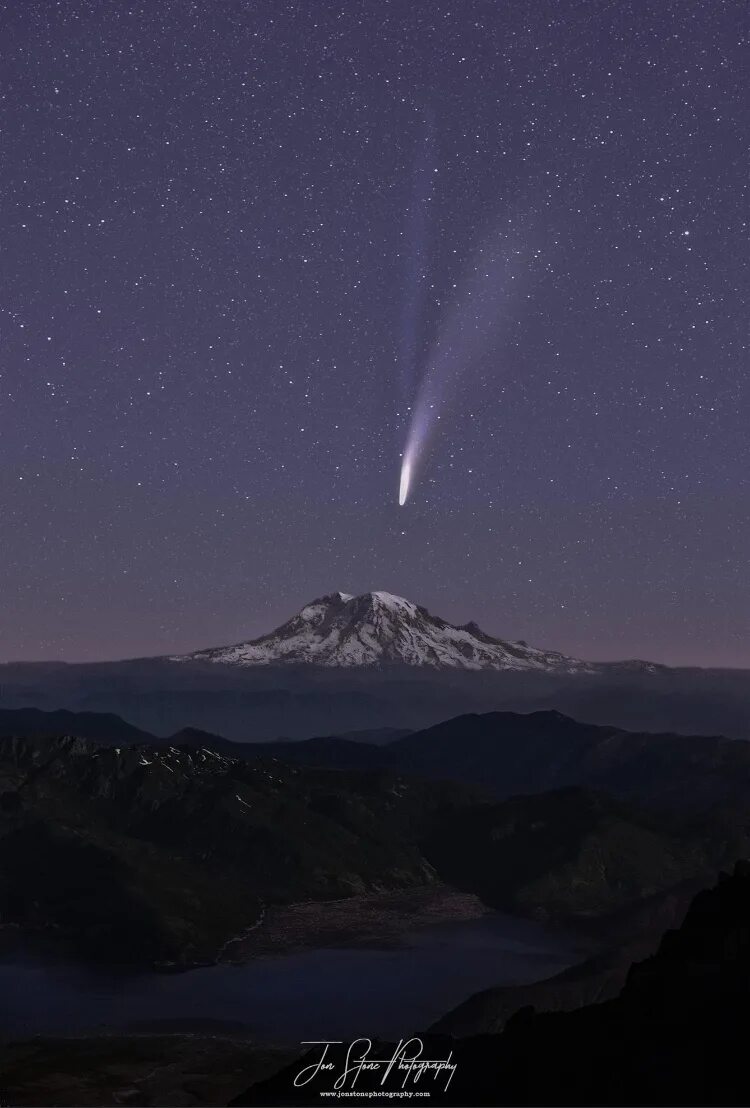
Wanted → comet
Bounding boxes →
[398,453,412,507]
[398,214,535,505]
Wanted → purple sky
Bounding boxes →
[1,0,747,668]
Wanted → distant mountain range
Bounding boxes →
[228,708,750,818]
[6,703,750,820]
[9,703,750,816]
[2,591,750,742]
[4,709,747,970]
[171,590,660,673]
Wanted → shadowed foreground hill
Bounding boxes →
[234,861,750,1107]
[0,734,469,965]
[421,787,726,920]
[430,878,704,1037]
[2,730,743,969]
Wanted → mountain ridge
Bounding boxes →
[0,731,474,966]
[171,590,661,674]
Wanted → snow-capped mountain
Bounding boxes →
[172,590,598,672]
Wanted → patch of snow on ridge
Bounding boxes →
[370,591,418,613]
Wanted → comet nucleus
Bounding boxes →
[399,455,412,506]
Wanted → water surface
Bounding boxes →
[0,913,576,1042]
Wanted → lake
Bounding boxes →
[0,913,577,1043]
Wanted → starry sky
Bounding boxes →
[1,0,747,666]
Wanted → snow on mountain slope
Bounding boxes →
[171,590,597,672]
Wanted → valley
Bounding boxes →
[3,603,750,1105]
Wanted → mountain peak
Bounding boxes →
[311,590,414,609]
[172,591,594,673]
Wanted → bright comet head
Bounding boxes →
[398,455,412,506]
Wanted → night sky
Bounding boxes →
[2,0,747,666]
